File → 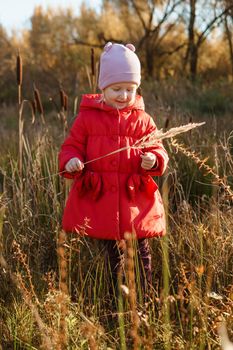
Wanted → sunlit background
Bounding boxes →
[0,0,101,32]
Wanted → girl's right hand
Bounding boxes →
[65,157,84,173]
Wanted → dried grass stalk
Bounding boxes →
[16,273,53,350]
[171,138,233,201]
[33,84,45,123]
[84,122,205,165]
[124,232,141,349]
[12,240,39,304]
[81,322,99,350]
[30,99,36,124]
[73,96,79,116]
[60,87,66,110]
[57,230,69,349]
[133,122,205,148]
[218,322,233,350]
[64,94,68,112]
[33,85,44,115]
[40,122,205,181]
[31,99,37,115]
[57,230,68,296]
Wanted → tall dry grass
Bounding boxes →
[0,49,233,349]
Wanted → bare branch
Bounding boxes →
[151,0,184,34]
[157,42,187,57]
[197,4,233,46]
[130,0,148,31]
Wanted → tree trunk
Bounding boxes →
[190,44,198,81]
[188,0,197,81]
[145,40,154,77]
[224,15,233,79]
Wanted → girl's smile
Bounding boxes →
[103,82,138,109]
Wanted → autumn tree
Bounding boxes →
[1,0,233,106]
[223,0,233,79]
[27,5,102,95]
[105,0,185,78]
[0,25,18,103]
[182,0,233,80]
[28,7,74,92]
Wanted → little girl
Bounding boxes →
[59,42,169,302]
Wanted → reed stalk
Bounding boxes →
[17,49,22,106]
[118,272,127,350]
[91,48,95,93]
[59,86,68,136]
[33,84,45,124]
[17,50,23,181]
[161,171,171,350]
[124,232,141,349]
[57,230,69,349]
[85,48,98,93]
[73,96,79,117]
[0,194,6,271]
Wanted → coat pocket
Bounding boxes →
[126,174,158,200]
[75,171,103,200]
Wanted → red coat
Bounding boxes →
[59,94,169,240]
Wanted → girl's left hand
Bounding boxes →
[140,152,157,170]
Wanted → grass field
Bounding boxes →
[0,75,233,349]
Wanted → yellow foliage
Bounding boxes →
[98,3,128,39]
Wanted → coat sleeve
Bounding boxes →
[142,115,169,177]
[59,112,87,179]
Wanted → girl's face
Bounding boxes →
[103,82,137,109]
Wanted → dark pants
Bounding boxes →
[102,238,152,304]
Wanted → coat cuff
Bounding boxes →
[143,151,168,176]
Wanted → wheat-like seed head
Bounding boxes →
[133,122,205,149]
[12,240,39,304]
[171,138,233,201]
[83,122,205,166]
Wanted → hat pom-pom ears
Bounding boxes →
[104,42,136,52]
[103,42,113,52]
[126,43,136,52]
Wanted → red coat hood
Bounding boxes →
[79,93,145,112]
